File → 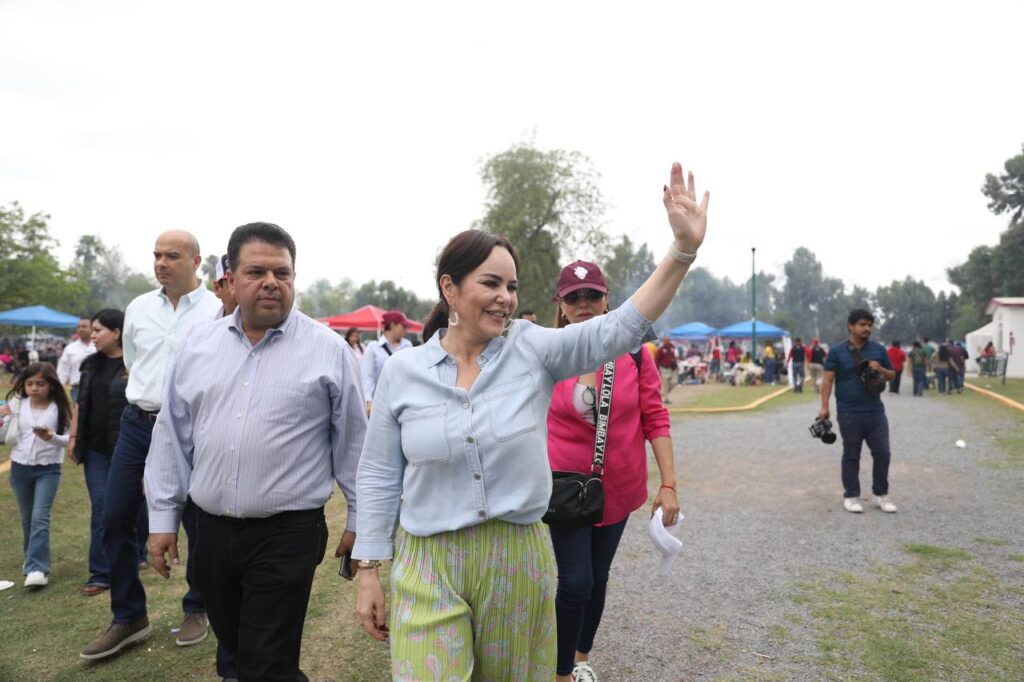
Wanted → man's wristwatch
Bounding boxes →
[356,559,382,571]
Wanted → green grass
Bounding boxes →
[966,377,1024,404]
[0,465,391,681]
[954,389,1024,472]
[974,537,1010,547]
[673,382,816,411]
[793,543,1024,681]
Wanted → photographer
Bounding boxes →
[818,309,898,514]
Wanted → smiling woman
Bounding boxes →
[353,161,709,679]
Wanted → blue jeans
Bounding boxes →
[912,367,926,396]
[9,462,62,575]
[549,519,628,676]
[935,367,951,393]
[83,450,149,587]
[837,410,891,498]
[792,363,805,392]
[765,358,777,384]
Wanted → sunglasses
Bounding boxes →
[562,288,605,305]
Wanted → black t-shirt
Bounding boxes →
[85,354,125,453]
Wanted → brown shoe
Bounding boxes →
[176,611,209,646]
[80,617,151,660]
[80,584,109,597]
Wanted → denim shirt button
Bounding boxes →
[466,436,474,443]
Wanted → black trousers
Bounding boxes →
[837,410,891,498]
[194,507,328,682]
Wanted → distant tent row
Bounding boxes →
[667,319,789,342]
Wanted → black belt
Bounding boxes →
[197,506,324,527]
[133,405,160,423]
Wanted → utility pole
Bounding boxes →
[751,247,757,363]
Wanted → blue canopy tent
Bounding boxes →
[715,320,789,338]
[0,305,81,346]
[667,321,716,341]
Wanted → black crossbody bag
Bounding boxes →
[542,359,616,527]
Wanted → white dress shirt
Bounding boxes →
[361,337,413,399]
[144,308,367,533]
[123,283,222,412]
[57,338,96,386]
[6,397,70,466]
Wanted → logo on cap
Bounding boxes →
[573,266,588,280]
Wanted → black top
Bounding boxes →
[85,354,124,453]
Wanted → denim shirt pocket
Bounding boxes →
[482,374,538,441]
[399,403,452,465]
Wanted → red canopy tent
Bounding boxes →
[318,305,423,334]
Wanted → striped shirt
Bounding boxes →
[353,299,652,560]
[144,307,367,534]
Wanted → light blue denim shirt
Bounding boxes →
[353,298,652,560]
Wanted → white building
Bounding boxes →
[984,297,1024,378]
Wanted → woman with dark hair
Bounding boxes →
[547,260,677,682]
[1,362,72,587]
[67,308,147,595]
[354,162,709,678]
[344,327,365,362]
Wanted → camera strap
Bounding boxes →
[591,359,616,477]
[848,342,885,395]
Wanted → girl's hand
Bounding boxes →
[652,487,680,526]
[0,404,11,417]
[662,162,709,254]
[33,426,54,442]
[67,440,79,463]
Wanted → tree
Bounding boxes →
[780,247,828,340]
[352,280,432,322]
[475,140,608,321]
[982,142,1024,226]
[297,277,356,319]
[662,268,747,329]
[0,202,85,313]
[601,235,656,310]
[69,235,156,314]
[201,254,220,285]
[874,277,940,342]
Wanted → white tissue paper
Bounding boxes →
[647,507,684,576]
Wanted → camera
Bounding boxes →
[809,417,836,444]
[857,360,887,396]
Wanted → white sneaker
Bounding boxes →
[572,661,598,682]
[874,496,897,513]
[843,498,863,513]
[24,571,47,587]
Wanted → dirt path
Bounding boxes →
[591,391,1024,680]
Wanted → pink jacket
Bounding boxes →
[547,350,672,526]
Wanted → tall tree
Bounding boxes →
[201,254,220,285]
[297,277,356,319]
[602,235,656,310]
[982,142,1024,225]
[475,140,608,321]
[780,247,828,340]
[352,279,432,322]
[70,235,155,313]
[0,202,85,313]
[874,277,940,342]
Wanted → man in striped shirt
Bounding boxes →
[145,222,367,681]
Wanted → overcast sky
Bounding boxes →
[2,1,1022,304]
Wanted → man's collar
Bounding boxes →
[158,279,208,303]
[228,307,296,340]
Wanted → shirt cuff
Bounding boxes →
[344,509,357,533]
[620,298,654,337]
[352,537,394,561]
[149,510,182,535]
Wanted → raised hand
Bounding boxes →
[662,162,710,254]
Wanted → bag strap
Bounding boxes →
[381,341,393,357]
[591,359,616,477]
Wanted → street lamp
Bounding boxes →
[751,247,757,362]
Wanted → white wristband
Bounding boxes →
[668,243,697,265]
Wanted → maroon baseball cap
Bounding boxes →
[381,310,409,326]
[554,260,608,300]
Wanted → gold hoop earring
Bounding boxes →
[448,308,460,327]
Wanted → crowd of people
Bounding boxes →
[0,162,706,681]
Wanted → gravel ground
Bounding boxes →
[587,390,1024,681]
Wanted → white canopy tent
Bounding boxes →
[964,321,995,373]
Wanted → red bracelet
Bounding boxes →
[659,484,677,491]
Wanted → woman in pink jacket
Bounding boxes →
[547,260,680,682]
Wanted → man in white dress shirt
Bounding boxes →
[57,318,95,402]
[361,310,413,414]
[81,230,222,662]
